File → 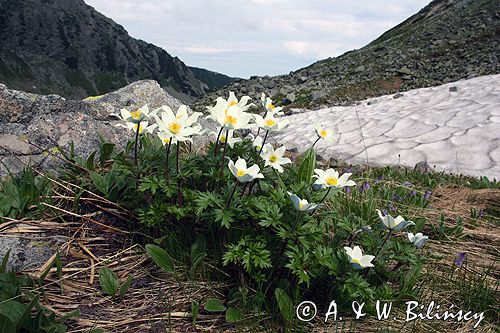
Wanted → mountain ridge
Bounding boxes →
[0,0,236,101]
[194,0,499,110]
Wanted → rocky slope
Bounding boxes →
[0,0,235,102]
[194,0,500,110]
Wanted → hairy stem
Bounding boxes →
[133,121,141,166]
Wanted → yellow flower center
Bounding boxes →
[169,122,181,134]
[351,258,361,264]
[237,169,246,177]
[133,124,144,133]
[326,176,338,186]
[220,135,227,143]
[130,110,142,119]
[228,101,238,107]
[267,103,275,111]
[256,145,261,151]
[319,129,328,138]
[299,201,305,209]
[269,154,278,163]
[265,119,276,127]
[163,138,170,144]
[225,115,237,126]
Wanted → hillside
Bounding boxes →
[194,0,500,110]
[0,0,235,101]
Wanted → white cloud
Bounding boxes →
[84,0,432,78]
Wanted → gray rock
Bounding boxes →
[414,161,430,172]
[367,99,377,105]
[449,86,458,92]
[393,93,404,99]
[0,80,211,178]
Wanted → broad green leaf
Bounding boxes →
[275,288,294,322]
[225,307,243,323]
[0,314,15,333]
[98,267,119,298]
[297,148,316,184]
[145,244,175,273]
[119,276,133,301]
[204,298,226,312]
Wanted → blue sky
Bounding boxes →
[84,0,431,79]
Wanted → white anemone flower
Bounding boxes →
[249,135,267,153]
[228,157,264,183]
[344,246,375,269]
[313,169,356,188]
[206,92,253,130]
[211,129,242,148]
[157,131,177,146]
[115,104,155,124]
[261,94,284,115]
[117,121,157,135]
[314,123,334,142]
[376,209,415,231]
[260,144,291,173]
[407,232,429,249]
[253,114,288,131]
[287,192,321,212]
[154,105,202,142]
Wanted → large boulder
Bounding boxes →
[0,80,213,178]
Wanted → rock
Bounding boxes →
[354,65,366,73]
[0,80,212,178]
[282,92,296,105]
[393,93,404,99]
[397,67,414,76]
[414,161,430,172]
[449,86,458,92]
[367,99,377,105]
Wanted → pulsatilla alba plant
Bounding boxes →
[106,91,428,323]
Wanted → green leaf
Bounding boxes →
[99,267,120,298]
[145,244,175,273]
[275,288,294,322]
[204,298,226,312]
[191,301,199,325]
[0,314,15,333]
[119,276,133,301]
[0,300,25,327]
[225,307,243,323]
[0,250,10,274]
[297,148,316,184]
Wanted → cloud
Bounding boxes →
[182,46,231,54]
[84,0,432,78]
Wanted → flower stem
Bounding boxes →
[320,187,332,203]
[256,111,268,136]
[272,168,286,188]
[133,121,141,166]
[375,229,393,258]
[176,143,183,206]
[257,130,269,157]
[311,137,320,150]
[218,129,229,172]
[165,140,172,179]
[213,127,224,157]
[226,181,239,207]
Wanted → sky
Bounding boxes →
[84,0,432,79]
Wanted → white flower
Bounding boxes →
[157,131,177,145]
[313,169,356,188]
[260,144,291,173]
[249,135,267,153]
[314,123,334,142]
[212,129,242,148]
[206,92,253,130]
[154,105,202,142]
[376,209,415,231]
[261,94,284,115]
[344,246,375,269]
[228,157,264,183]
[116,121,157,135]
[253,114,288,131]
[287,192,321,212]
[407,232,429,249]
[115,104,155,124]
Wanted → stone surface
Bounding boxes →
[0,80,213,178]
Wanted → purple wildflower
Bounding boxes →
[345,186,351,194]
[375,175,384,184]
[381,209,388,216]
[477,209,484,219]
[392,193,403,202]
[424,191,432,200]
[403,181,413,187]
[454,252,467,267]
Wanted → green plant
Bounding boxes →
[0,168,50,220]
[98,267,132,303]
[0,251,79,332]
